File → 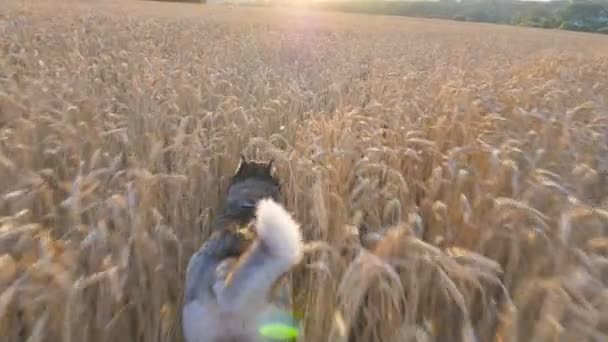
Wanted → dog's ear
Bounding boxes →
[266,159,282,186]
[234,154,248,177]
[266,159,275,175]
[266,159,283,189]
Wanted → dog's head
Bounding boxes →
[222,155,281,223]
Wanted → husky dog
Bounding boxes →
[182,156,303,342]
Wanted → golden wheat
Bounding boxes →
[1,0,607,341]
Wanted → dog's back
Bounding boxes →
[183,199,302,342]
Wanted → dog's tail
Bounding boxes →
[214,198,303,312]
[255,198,303,269]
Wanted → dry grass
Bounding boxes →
[1,0,608,341]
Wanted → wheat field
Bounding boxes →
[1,0,608,341]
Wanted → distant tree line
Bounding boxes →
[149,0,204,3]
[304,0,608,34]
[149,0,608,34]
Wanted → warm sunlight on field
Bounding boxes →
[1,0,607,341]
